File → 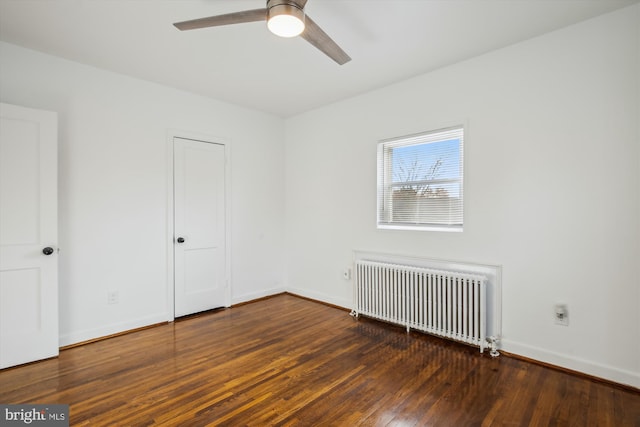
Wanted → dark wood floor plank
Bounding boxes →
[1,294,639,426]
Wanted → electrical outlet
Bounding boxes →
[107,290,119,305]
[343,268,352,280]
[554,304,568,326]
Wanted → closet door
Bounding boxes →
[174,137,227,317]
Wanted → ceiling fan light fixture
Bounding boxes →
[267,3,305,38]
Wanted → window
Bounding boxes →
[377,126,464,231]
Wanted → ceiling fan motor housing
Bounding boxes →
[267,0,305,11]
[267,0,305,22]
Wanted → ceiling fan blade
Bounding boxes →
[174,9,267,31]
[300,15,351,65]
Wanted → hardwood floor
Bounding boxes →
[1,294,638,426]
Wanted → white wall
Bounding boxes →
[0,41,286,346]
[284,5,640,388]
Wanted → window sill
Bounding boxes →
[377,224,463,233]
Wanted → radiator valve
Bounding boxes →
[488,336,500,357]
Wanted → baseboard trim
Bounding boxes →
[284,291,351,312]
[285,287,350,310]
[58,313,168,348]
[500,350,640,394]
[59,321,168,351]
[500,338,640,391]
[231,286,286,306]
[231,292,286,308]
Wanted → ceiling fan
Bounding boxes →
[173,0,351,65]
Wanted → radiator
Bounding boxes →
[352,260,495,354]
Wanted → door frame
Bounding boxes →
[166,129,232,321]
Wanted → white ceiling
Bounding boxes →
[0,0,638,117]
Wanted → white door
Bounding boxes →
[0,103,58,369]
[174,137,227,317]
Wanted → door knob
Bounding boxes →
[176,237,185,244]
[42,247,54,255]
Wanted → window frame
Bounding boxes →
[377,126,464,232]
